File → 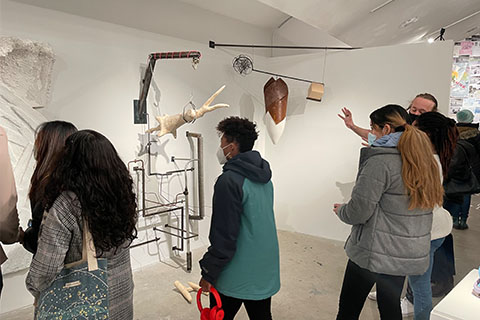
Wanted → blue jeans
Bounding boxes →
[408,238,445,320]
[444,195,471,220]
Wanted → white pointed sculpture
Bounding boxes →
[147,86,229,138]
[264,111,286,145]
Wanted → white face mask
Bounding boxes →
[368,132,377,146]
[216,143,232,165]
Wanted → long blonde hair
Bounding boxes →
[370,105,443,210]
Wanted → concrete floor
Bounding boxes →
[4,195,480,319]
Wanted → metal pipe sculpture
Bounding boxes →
[146,85,229,138]
[264,77,288,144]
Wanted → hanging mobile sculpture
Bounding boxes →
[233,55,290,144]
[263,78,288,145]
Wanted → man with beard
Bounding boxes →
[338,93,438,138]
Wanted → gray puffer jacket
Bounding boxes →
[338,147,433,276]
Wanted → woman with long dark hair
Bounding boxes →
[333,105,443,320]
[26,130,138,319]
[399,112,457,319]
[23,121,77,254]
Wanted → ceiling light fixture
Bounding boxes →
[400,16,419,28]
[370,0,395,13]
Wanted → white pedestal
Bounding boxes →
[431,269,480,320]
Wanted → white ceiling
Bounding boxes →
[256,0,480,46]
[177,0,289,29]
[8,0,480,49]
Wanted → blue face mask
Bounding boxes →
[368,132,377,146]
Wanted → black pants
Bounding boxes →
[210,291,272,320]
[431,233,455,283]
[337,260,405,320]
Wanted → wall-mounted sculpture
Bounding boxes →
[0,37,55,108]
[134,51,202,124]
[264,78,288,144]
[0,37,54,274]
[146,85,229,138]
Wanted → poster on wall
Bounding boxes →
[449,98,463,115]
[460,41,474,56]
[453,43,461,57]
[450,41,480,120]
[469,76,480,99]
[470,58,480,76]
[462,98,480,122]
[451,61,470,98]
[472,42,480,57]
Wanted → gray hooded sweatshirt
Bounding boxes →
[338,146,432,276]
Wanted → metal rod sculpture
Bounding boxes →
[210,40,361,50]
[232,54,321,84]
[136,51,201,119]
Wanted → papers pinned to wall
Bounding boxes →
[449,40,480,121]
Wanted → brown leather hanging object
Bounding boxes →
[264,77,288,124]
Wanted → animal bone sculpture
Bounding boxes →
[147,86,229,138]
[174,280,208,304]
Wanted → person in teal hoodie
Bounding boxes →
[199,116,280,320]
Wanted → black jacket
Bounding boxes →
[456,124,480,181]
[22,199,43,254]
[199,150,272,284]
[444,125,480,203]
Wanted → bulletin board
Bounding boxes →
[449,38,480,121]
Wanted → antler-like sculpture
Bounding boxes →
[146,85,229,138]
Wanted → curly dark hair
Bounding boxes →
[416,112,458,176]
[45,130,137,254]
[216,116,258,152]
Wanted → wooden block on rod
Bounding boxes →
[307,82,324,102]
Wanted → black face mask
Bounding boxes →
[407,113,418,125]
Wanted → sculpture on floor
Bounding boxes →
[0,37,54,273]
[146,85,229,138]
[264,77,288,145]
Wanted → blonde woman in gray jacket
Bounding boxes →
[333,105,444,320]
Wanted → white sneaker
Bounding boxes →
[367,291,377,301]
[400,297,414,317]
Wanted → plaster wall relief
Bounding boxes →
[0,37,54,273]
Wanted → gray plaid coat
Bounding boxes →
[26,192,134,319]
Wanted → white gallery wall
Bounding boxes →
[0,0,270,313]
[0,0,454,315]
[263,41,453,241]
